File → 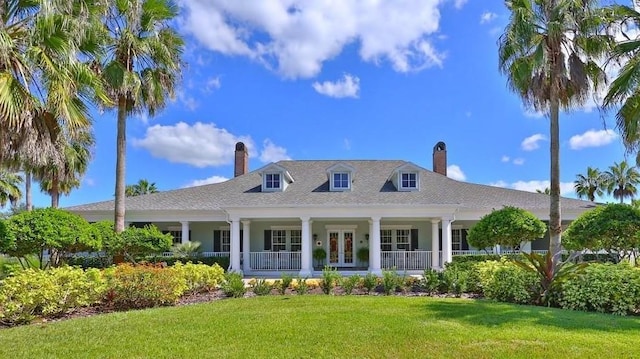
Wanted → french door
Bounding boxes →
[327,230,355,267]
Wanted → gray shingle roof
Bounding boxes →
[66,160,596,211]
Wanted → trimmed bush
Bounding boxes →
[382,270,400,295]
[172,262,225,294]
[421,269,441,294]
[103,264,187,309]
[442,265,468,296]
[362,273,378,294]
[319,266,340,295]
[0,267,105,325]
[278,273,294,295]
[249,278,273,296]
[476,259,538,304]
[148,256,230,270]
[559,263,640,316]
[294,277,310,295]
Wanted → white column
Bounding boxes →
[431,219,440,270]
[229,218,242,274]
[242,220,251,273]
[369,217,382,275]
[300,217,312,277]
[180,221,190,244]
[442,217,453,265]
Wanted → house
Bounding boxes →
[67,141,596,276]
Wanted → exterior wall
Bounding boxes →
[249,221,301,252]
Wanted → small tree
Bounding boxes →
[103,225,173,264]
[564,204,640,262]
[467,206,547,251]
[0,208,97,268]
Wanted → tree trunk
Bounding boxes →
[25,171,32,211]
[114,96,127,233]
[50,176,59,208]
[549,93,562,273]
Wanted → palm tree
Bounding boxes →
[125,179,159,197]
[101,0,184,232]
[0,1,108,166]
[604,161,640,203]
[574,167,606,202]
[0,170,23,207]
[498,0,611,271]
[604,5,640,163]
[36,129,95,208]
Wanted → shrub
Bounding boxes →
[250,278,273,296]
[1,208,97,268]
[476,259,538,304]
[313,248,327,267]
[340,275,361,295]
[381,269,400,295]
[443,261,482,293]
[467,206,546,250]
[0,267,105,325]
[362,273,378,294]
[172,262,225,294]
[559,263,640,315]
[319,266,340,295]
[421,269,441,294]
[66,255,112,270]
[221,272,246,298]
[105,225,173,264]
[278,273,293,295]
[103,264,187,309]
[294,277,310,295]
[148,256,230,270]
[442,266,468,297]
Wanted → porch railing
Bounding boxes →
[381,251,431,270]
[161,252,230,258]
[250,252,301,271]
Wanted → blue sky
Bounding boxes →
[33,0,629,208]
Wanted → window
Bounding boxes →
[333,172,350,189]
[221,230,231,252]
[381,229,393,251]
[265,173,281,189]
[290,230,302,251]
[272,229,287,252]
[401,172,417,189]
[452,229,462,251]
[396,229,410,250]
[169,231,181,245]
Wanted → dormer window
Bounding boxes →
[401,172,417,189]
[333,172,350,190]
[260,163,294,192]
[326,163,355,192]
[265,173,281,190]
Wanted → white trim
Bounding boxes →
[270,225,302,230]
[218,226,230,230]
[398,171,420,191]
[325,224,358,230]
[381,225,412,230]
[329,171,352,192]
[167,226,182,231]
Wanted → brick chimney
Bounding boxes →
[234,142,248,177]
[433,141,447,176]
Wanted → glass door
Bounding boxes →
[343,231,354,266]
[326,230,356,267]
[328,231,340,265]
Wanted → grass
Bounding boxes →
[2,296,640,358]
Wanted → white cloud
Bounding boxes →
[490,180,574,195]
[454,0,468,9]
[206,76,221,91]
[521,133,547,151]
[480,12,497,24]
[569,129,618,150]
[312,74,360,98]
[183,175,229,188]
[132,122,255,167]
[501,155,510,163]
[177,90,198,111]
[180,1,445,78]
[343,138,351,150]
[447,164,466,181]
[259,139,291,163]
[512,158,525,165]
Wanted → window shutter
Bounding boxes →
[411,229,419,250]
[189,230,192,242]
[264,230,272,250]
[240,230,244,252]
[461,229,469,250]
[438,228,442,249]
[213,230,221,252]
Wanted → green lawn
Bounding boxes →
[2,296,640,358]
